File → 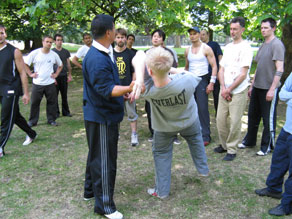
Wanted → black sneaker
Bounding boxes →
[48,121,58,126]
[83,195,94,201]
[255,187,282,199]
[214,145,227,153]
[269,204,287,216]
[28,121,37,127]
[223,153,236,161]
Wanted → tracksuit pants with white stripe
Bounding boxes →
[0,95,37,153]
[84,120,118,215]
[242,87,279,153]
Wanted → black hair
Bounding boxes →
[230,17,245,28]
[91,14,114,39]
[261,17,277,28]
[54,33,63,41]
[0,24,6,30]
[151,29,166,41]
[127,34,135,41]
[82,32,91,39]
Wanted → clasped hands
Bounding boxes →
[124,80,145,102]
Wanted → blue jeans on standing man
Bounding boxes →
[266,128,292,214]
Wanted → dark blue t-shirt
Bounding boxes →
[207,41,223,74]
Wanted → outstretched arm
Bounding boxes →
[131,50,146,100]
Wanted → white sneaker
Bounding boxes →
[147,188,168,199]
[256,150,270,156]
[238,143,246,149]
[23,135,37,146]
[198,172,209,177]
[0,147,3,158]
[104,210,123,219]
[131,133,139,146]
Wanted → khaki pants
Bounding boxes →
[216,88,248,154]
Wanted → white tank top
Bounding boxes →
[187,43,209,76]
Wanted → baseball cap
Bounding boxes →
[188,27,200,33]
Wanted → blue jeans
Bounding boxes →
[266,128,292,214]
[152,119,209,197]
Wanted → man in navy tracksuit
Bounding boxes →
[82,14,134,219]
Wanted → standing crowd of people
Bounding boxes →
[0,14,291,218]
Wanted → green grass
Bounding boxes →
[61,43,82,52]
[0,66,287,218]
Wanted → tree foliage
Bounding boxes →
[1,0,292,78]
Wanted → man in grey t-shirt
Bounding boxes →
[131,47,209,199]
[239,18,285,156]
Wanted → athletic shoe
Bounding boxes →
[28,121,37,127]
[256,150,270,156]
[0,148,3,158]
[204,141,210,146]
[147,188,168,199]
[255,187,282,199]
[198,172,209,177]
[173,137,181,145]
[23,134,37,146]
[223,153,236,161]
[131,133,139,146]
[238,143,246,149]
[83,196,94,201]
[104,210,123,219]
[148,136,153,142]
[269,204,287,216]
[48,121,58,126]
[214,145,227,153]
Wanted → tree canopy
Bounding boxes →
[1,0,292,77]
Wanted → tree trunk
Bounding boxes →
[174,35,181,48]
[208,10,214,41]
[32,38,42,50]
[281,21,292,83]
[24,40,31,51]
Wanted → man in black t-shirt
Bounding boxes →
[200,30,223,115]
[52,34,72,117]
[114,28,139,146]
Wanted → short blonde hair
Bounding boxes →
[145,47,173,77]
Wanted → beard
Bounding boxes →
[117,42,125,47]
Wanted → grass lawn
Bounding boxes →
[0,67,287,218]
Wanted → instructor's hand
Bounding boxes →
[130,80,145,102]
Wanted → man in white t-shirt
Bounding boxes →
[72,33,92,69]
[213,17,253,161]
[24,36,63,126]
